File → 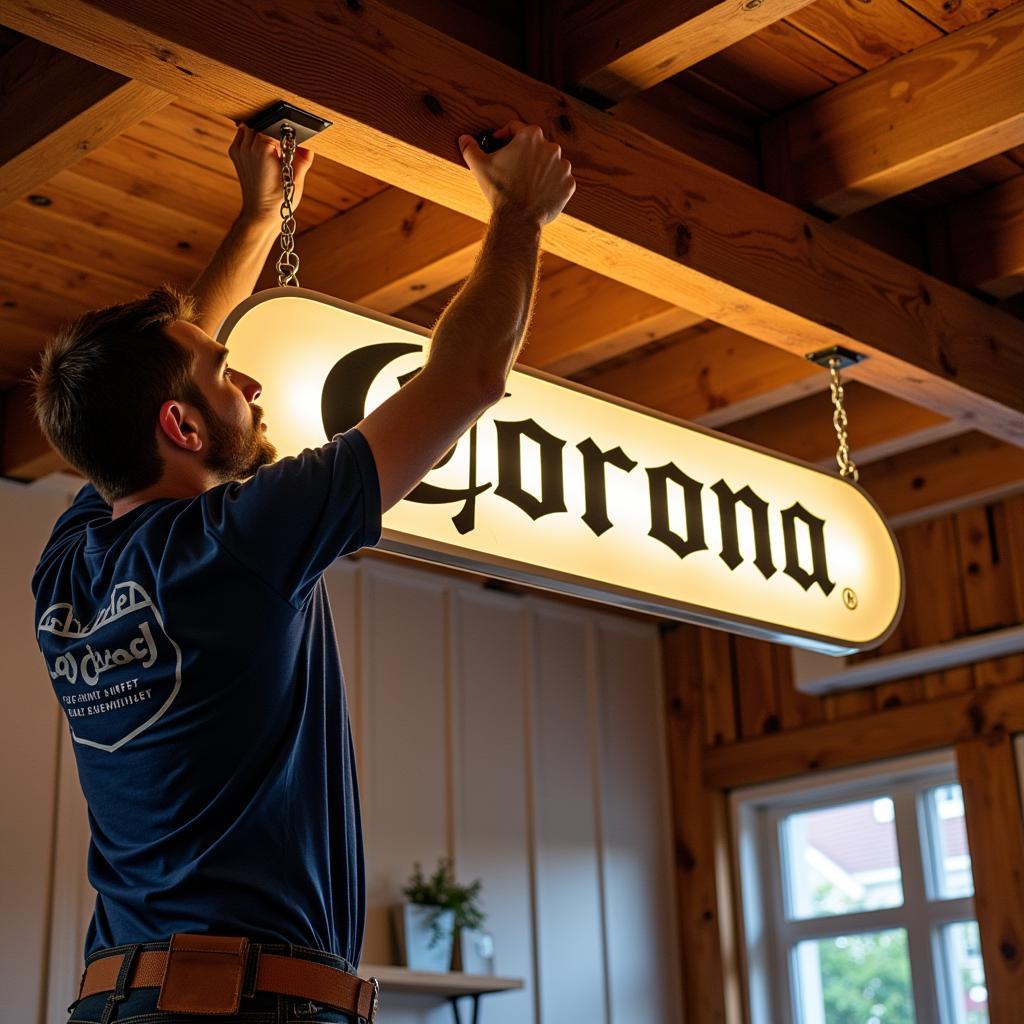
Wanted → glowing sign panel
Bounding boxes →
[220,289,904,655]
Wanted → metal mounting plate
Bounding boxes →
[244,101,332,146]
[805,345,866,370]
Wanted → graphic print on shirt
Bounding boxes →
[37,580,182,753]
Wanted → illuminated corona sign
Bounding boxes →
[219,289,904,655]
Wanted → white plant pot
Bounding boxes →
[455,928,495,975]
[392,903,455,972]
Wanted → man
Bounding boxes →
[31,119,574,1023]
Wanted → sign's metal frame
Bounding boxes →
[219,288,906,656]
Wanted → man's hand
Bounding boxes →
[458,121,575,227]
[229,123,315,226]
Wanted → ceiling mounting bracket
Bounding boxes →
[244,101,332,146]
[805,345,866,370]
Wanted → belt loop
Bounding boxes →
[242,942,260,999]
[98,944,140,1024]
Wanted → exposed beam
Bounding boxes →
[723,382,966,467]
[0,37,171,208]
[762,3,1024,215]
[703,675,1024,790]
[259,187,483,312]
[932,175,1024,300]
[5,0,1024,445]
[525,262,704,375]
[863,431,1024,527]
[563,0,817,104]
[272,194,706,373]
[578,324,826,426]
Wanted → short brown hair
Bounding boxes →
[32,283,206,503]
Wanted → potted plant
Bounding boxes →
[392,858,487,972]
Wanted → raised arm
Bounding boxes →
[190,124,315,336]
[357,121,575,511]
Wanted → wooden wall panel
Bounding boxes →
[957,733,1024,1024]
[700,629,738,746]
[696,492,1024,760]
[955,504,1024,687]
[662,624,732,1024]
[732,637,782,739]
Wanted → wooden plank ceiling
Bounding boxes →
[0,0,1022,524]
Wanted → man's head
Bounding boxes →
[32,284,276,503]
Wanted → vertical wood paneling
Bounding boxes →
[595,619,682,1024]
[359,569,450,970]
[662,624,732,1024]
[955,505,1024,687]
[700,629,738,746]
[957,733,1024,1023]
[733,637,782,738]
[775,644,824,730]
[899,516,973,699]
[450,590,535,1024]
[529,605,608,1024]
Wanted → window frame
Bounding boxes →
[732,750,979,1024]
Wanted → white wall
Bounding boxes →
[2,476,682,1024]
[0,475,85,1024]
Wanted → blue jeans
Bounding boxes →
[67,941,360,1024]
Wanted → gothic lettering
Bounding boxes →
[647,463,707,561]
[577,438,637,537]
[711,479,776,579]
[494,419,568,521]
[781,502,836,595]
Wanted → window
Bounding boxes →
[734,753,987,1024]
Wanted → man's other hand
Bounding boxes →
[458,121,575,228]
[229,123,315,226]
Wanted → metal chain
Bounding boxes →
[827,357,859,482]
[276,124,300,287]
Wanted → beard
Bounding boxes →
[203,400,277,483]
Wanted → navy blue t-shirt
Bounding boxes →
[31,429,381,963]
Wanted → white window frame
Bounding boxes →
[732,750,980,1024]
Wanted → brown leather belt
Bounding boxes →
[78,934,379,1020]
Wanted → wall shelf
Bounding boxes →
[360,965,524,1023]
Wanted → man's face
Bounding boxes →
[165,320,277,483]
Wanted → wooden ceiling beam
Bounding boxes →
[0,37,171,209]
[525,262,704,375]
[4,0,1024,445]
[578,324,827,425]
[762,3,1024,216]
[861,431,1024,528]
[722,382,966,468]
[929,176,1024,300]
[563,0,818,104]
[258,187,484,312]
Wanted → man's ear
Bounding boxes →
[158,400,203,452]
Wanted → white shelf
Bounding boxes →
[360,965,524,999]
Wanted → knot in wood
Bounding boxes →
[674,223,692,259]
[422,93,444,117]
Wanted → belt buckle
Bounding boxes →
[366,976,380,1023]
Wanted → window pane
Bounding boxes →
[942,921,988,1024]
[793,929,914,1024]
[782,798,903,919]
[926,784,973,898]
